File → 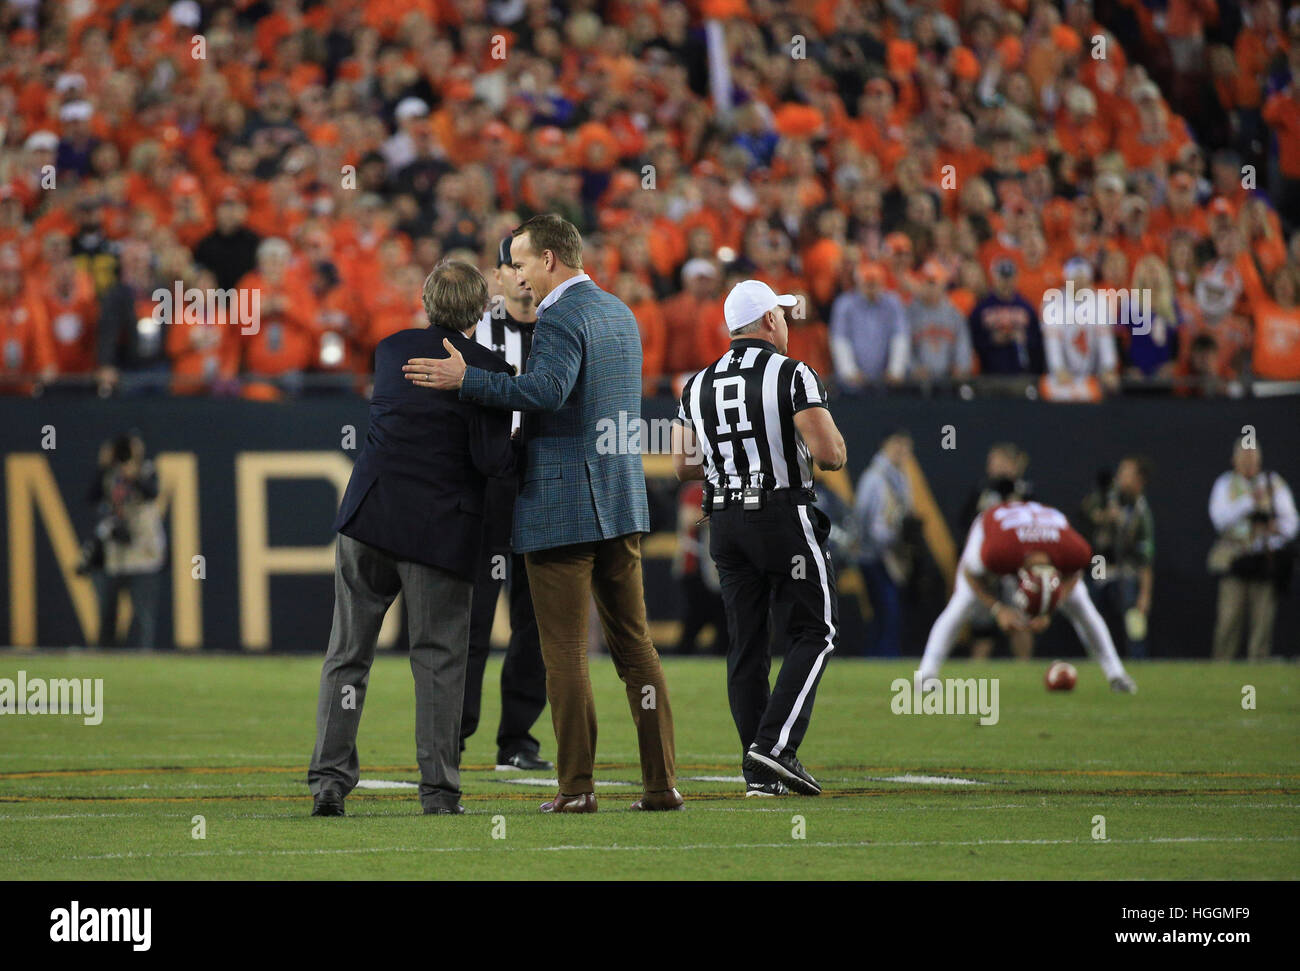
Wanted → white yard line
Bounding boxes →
[28,834,1300,863]
[495,778,636,787]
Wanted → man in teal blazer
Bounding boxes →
[405,214,680,814]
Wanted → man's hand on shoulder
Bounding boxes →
[404,339,467,390]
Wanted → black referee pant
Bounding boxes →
[460,476,548,762]
[710,492,839,760]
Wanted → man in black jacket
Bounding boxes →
[96,240,170,394]
[308,260,515,817]
[193,191,260,291]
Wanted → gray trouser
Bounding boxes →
[94,570,162,649]
[308,533,472,810]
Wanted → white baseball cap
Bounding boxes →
[395,97,430,122]
[680,257,719,283]
[59,100,93,123]
[723,279,797,333]
[54,73,86,95]
[1063,257,1093,283]
[170,1,202,28]
[24,131,58,152]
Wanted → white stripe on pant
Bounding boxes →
[771,505,838,757]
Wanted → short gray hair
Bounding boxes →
[422,259,489,332]
[731,318,763,337]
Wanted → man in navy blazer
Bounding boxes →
[404,215,679,814]
[309,260,515,818]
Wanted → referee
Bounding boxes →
[672,280,847,797]
[459,236,552,772]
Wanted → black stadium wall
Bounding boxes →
[1,395,1296,658]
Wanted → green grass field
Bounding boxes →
[1,652,1297,880]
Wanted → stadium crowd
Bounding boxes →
[1,0,1298,401]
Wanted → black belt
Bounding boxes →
[703,484,815,511]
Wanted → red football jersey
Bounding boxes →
[979,501,1091,576]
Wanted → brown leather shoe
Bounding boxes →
[539,792,597,814]
[631,788,684,811]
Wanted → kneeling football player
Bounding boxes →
[916,500,1137,693]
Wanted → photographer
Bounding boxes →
[86,432,166,649]
[854,429,919,657]
[1081,458,1156,659]
[1208,440,1298,660]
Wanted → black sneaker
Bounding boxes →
[311,789,345,817]
[496,751,555,772]
[745,779,790,797]
[743,752,783,794]
[744,744,821,796]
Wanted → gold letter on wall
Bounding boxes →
[235,452,404,651]
[6,455,97,646]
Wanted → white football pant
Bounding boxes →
[916,567,1127,685]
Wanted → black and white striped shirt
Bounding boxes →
[474,309,533,374]
[676,338,829,491]
[474,308,534,432]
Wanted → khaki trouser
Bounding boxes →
[525,533,676,796]
[1212,577,1279,661]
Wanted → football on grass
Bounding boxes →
[1045,661,1078,691]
